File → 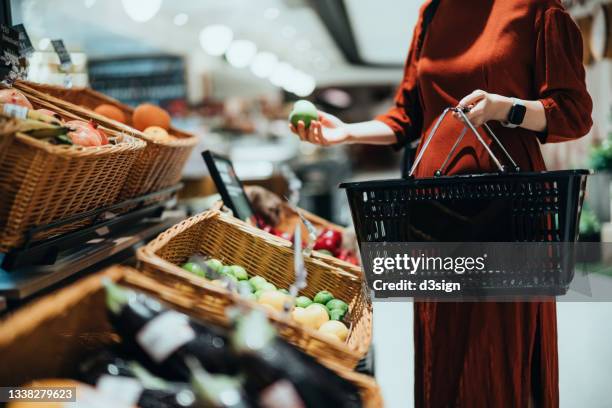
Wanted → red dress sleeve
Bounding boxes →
[375,19,424,149]
[535,7,593,143]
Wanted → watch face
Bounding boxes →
[509,103,527,125]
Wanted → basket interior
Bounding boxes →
[153,213,361,308]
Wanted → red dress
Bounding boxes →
[376,1,592,406]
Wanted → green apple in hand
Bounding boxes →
[289,100,318,128]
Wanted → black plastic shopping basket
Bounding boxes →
[340,107,590,296]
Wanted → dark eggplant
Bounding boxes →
[232,311,362,408]
[104,280,238,380]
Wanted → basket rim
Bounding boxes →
[13,131,145,156]
[14,81,200,148]
[339,169,592,189]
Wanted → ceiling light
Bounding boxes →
[226,40,257,68]
[296,40,311,52]
[121,0,162,23]
[199,25,234,56]
[38,37,50,50]
[282,26,296,39]
[292,71,316,97]
[270,62,295,88]
[264,7,280,20]
[173,13,189,26]
[84,0,96,8]
[250,52,278,78]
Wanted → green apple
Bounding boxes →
[289,100,318,128]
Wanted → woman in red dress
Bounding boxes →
[291,0,592,406]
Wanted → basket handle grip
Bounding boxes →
[408,107,520,177]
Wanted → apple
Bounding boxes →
[289,100,318,128]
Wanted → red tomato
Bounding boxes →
[313,228,343,252]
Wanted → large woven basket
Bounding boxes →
[137,210,372,370]
[13,80,198,200]
[0,98,145,252]
[0,266,383,407]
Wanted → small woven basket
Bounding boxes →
[137,210,372,370]
[0,98,145,252]
[13,80,198,201]
[0,266,382,407]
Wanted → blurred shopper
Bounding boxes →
[291,0,592,407]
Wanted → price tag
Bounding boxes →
[0,24,26,84]
[13,24,34,57]
[51,39,72,72]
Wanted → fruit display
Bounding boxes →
[0,89,116,148]
[256,214,360,266]
[180,256,351,342]
[289,99,318,128]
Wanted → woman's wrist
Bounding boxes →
[492,95,514,122]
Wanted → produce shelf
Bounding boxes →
[1,184,182,271]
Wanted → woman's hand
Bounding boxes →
[455,90,512,127]
[289,111,350,146]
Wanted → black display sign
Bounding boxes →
[13,24,33,56]
[202,150,256,224]
[51,39,72,71]
[0,24,25,84]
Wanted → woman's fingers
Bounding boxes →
[465,99,486,127]
[297,120,308,140]
[458,89,487,109]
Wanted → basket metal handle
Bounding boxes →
[408,107,520,177]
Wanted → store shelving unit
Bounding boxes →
[0,185,185,308]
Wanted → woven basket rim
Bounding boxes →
[14,81,200,148]
[13,131,145,156]
[144,210,360,281]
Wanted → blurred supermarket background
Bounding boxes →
[6,0,612,406]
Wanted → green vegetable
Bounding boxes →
[237,280,254,295]
[313,290,334,305]
[55,134,73,145]
[295,296,313,308]
[229,265,248,281]
[205,258,224,273]
[329,308,346,321]
[260,282,276,292]
[241,292,257,301]
[278,288,289,295]
[326,299,348,313]
[318,249,334,256]
[249,276,267,290]
[219,266,233,277]
[289,100,318,128]
[254,289,265,300]
[182,262,207,277]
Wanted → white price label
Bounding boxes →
[96,375,143,406]
[136,311,196,363]
[3,103,27,119]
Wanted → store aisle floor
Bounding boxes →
[374,283,612,408]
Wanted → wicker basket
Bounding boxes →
[0,266,383,407]
[0,99,145,252]
[13,80,198,200]
[136,210,372,370]
[212,200,364,278]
